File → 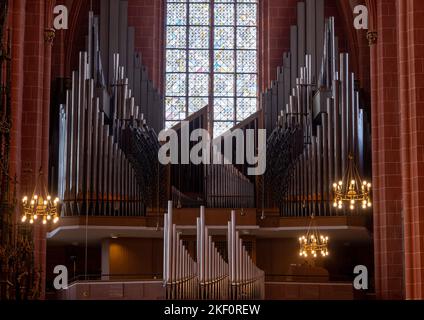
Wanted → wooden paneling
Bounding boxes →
[108,238,163,277]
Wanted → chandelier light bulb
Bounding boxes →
[298,216,329,260]
[332,156,372,212]
[21,169,60,225]
[22,194,60,225]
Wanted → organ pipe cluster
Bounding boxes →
[163,201,198,300]
[58,10,163,216]
[59,51,146,217]
[227,211,265,300]
[170,109,256,209]
[262,1,371,217]
[206,165,255,209]
[163,202,265,300]
[197,206,230,300]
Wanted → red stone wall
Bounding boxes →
[128,0,164,92]
[369,0,404,300]
[5,0,56,299]
[368,0,424,300]
[397,0,424,300]
[260,0,298,91]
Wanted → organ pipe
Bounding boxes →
[58,8,165,216]
[163,203,264,300]
[263,2,372,217]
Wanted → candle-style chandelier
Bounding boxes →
[333,155,372,211]
[21,168,60,225]
[298,214,329,259]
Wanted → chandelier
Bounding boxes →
[333,155,372,211]
[21,168,60,225]
[298,215,329,259]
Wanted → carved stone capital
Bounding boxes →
[366,31,378,46]
[44,28,56,44]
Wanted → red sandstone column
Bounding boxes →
[369,0,404,299]
[21,0,48,300]
[38,0,56,300]
[397,0,424,300]
[8,0,26,225]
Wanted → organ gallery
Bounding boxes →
[1,0,424,304]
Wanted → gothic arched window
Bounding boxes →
[165,0,258,136]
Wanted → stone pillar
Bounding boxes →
[369,0,404,299]
[397,0,424,300]
[21,0,56,299]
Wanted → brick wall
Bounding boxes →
[370,0,404,300]
[260,0,298,91]
[6,0,56,299]
[128,0,164,92]
[397,0,424,300]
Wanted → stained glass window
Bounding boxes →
[165,0,258,135]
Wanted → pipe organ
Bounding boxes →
[262,0,372,217]
[58,7,166,216]
[227,210,265,300]
[99,0,164,133]
[206,165,254,209]
[163,201,198,300]
[170,108,256,209]
[197,206,229,300]
[163,202,265,300]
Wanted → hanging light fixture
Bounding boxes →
[298,214,329,259]
[333,155,372,211]
[21,168,60,225]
